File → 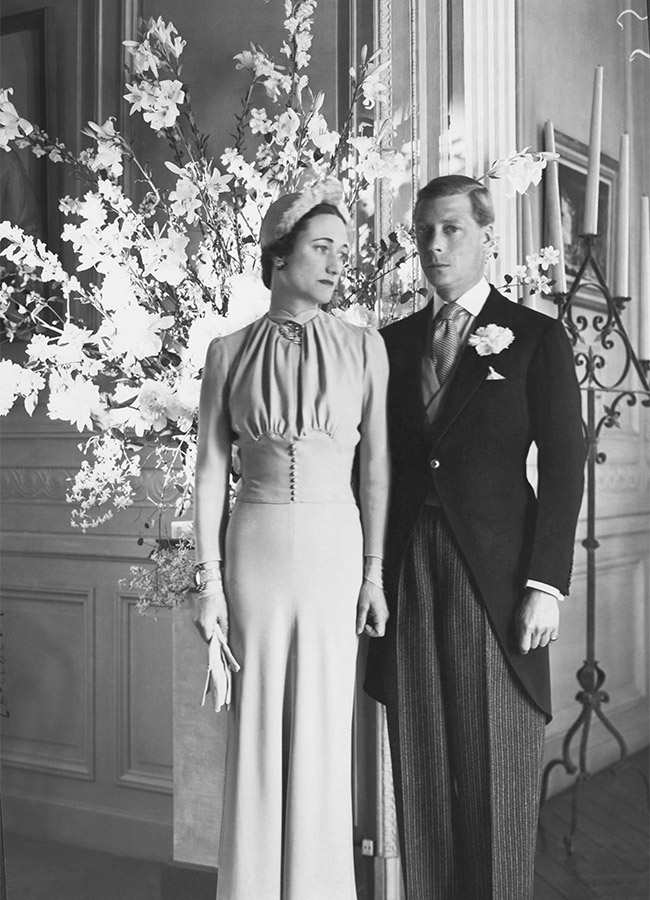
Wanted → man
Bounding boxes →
[365,175,585,900]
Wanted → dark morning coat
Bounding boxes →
[364,286,586,720]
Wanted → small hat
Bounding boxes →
[259,177,350,249]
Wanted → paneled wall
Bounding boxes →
[0,381,174,859]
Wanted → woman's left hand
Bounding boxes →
[356,580,389,637]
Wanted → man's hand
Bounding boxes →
[190,587,229,644]
[356,580,389,638]
[516,588,559,654]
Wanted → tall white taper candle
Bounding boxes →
[543,120,567,293]
[640,195,650,360]
[583,66,604,236]
[613,133,630,297]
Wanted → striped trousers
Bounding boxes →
[385,507,545,900]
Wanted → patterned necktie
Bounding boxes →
[432,302,463,384]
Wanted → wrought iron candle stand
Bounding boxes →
[539,233,650,853]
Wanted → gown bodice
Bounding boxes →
[212,309,384,504]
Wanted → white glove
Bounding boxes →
[200,623,241,712]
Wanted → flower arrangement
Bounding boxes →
[0,0,559,607]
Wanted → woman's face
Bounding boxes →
[275,214,349,308]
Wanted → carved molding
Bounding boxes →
[1,466,177,505]
[1,468,75,502]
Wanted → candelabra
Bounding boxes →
[539,234,650,852]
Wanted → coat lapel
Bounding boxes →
[431,290,507,447]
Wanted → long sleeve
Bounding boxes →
[194,338,233,564]
[358,329,391,559]
[527,318,586,593]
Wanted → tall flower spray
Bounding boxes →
[0,0,556,544]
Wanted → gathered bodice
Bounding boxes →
[212,310,382,504]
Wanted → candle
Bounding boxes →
[640,195,650,360]
[583,66,604,235]
[522,193,537,307]
[613,133,630,297]
[544,119,567,293]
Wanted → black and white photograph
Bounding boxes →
[0,2,648,900]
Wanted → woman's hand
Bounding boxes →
[356,580,389,638]
[191,586,229,644]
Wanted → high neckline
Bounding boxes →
[267,307,321,325]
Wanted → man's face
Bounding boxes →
[414,193,493,302]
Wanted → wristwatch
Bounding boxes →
[193,563,221,592]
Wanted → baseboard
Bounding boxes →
[1,791,173,863]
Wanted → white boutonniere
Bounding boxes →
[468,324,515,356]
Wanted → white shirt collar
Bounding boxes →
[432,276,490,318]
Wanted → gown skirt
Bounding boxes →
[217,496,362,900]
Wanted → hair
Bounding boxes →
[261,202,348,289]
[414,175,495,227]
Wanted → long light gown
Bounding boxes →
[202,307,389,900]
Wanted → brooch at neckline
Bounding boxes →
[277,321,303,344]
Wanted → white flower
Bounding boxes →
[468,324,515,356]
[83,119,124,178]
[331,305,378,328]
[226,270,270,330]
[0,88,33,149]
[538,245,560,269]
[98,263,139,312]
[249,108,272,135]
[99,304,175,364]
[146,16,186,60]
[124,80,185,130]
[26,333,57,363]
[169,174,201,224]
[360,59,390,109]
[311,129,340,156]
[172,376,201,430]
[486,149,558,198]
[134,380,179,434]
[140,227,188,285]
[124,40,161,78]
[47,372,105,431]
[274,109,301,141]
[0,360,44,415]
[204,169,232,200]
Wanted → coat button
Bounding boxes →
[429,459,440,469]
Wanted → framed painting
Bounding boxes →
[553,130,618,298]
[0,9,50,243]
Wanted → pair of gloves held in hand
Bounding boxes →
[195,588,239,713]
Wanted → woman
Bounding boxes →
[192,178,390,900]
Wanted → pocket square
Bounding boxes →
[486,366,506,381]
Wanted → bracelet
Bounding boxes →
[193,562,223,592]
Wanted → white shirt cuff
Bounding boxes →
[526,579,564,601]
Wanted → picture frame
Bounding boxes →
[552,130,618,299]
[0,9,50,244]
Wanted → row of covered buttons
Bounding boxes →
[289,441,298,501]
